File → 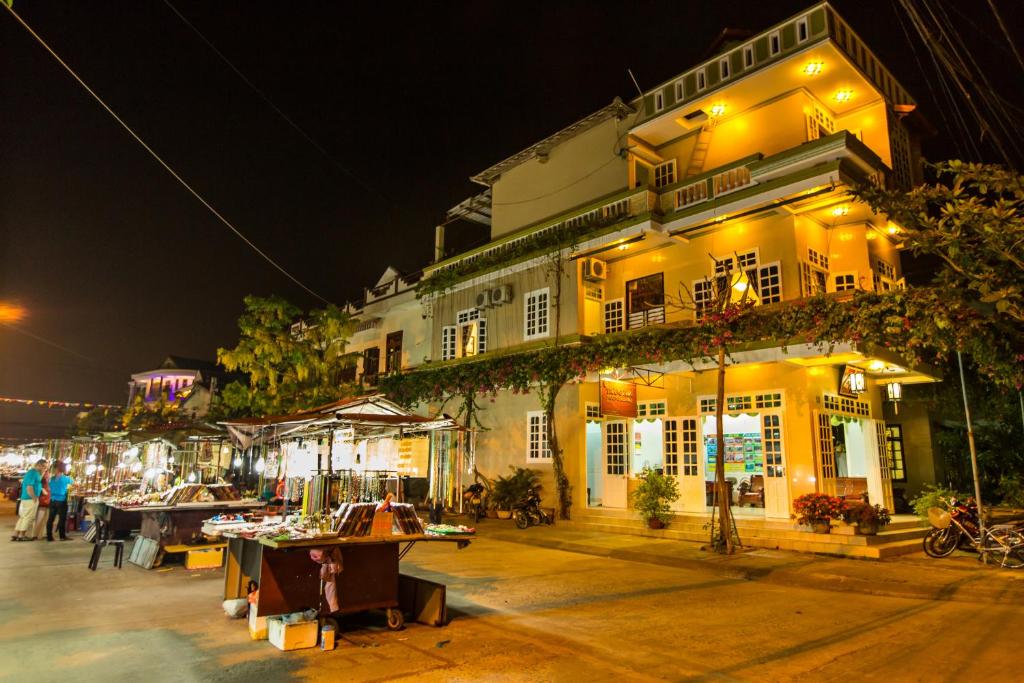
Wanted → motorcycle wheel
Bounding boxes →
[513,510,529,530]
[528,510,542,526]
[990,528,1024,569]
[923,527,959,558]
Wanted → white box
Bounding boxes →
[267,616,318,651]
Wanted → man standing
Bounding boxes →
[46,462,74,542]
[11,459,45,541]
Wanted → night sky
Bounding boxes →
[1,1,1020,440]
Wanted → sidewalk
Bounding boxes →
[470,517,1024,605]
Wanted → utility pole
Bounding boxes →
[957,352,985,560]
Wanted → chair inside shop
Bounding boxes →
[737,475,765,508]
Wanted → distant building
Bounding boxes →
[126,356,239,418]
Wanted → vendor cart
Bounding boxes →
[222,533,471,630]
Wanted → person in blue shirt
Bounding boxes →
[46,461,74,542]
[12,459,45,541]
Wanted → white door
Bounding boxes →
[813,410,837,496]
[761,413,790,519]
[603,421,628,508]
[867,419,895,510]
[665,417,703,512]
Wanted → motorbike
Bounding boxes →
[512,491,552,530]
[462,482,487,523]
[923,496,1024,568]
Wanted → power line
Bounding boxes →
[2,3,331,304]
[161,0,390,204]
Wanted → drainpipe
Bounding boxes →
[434,225,445,263]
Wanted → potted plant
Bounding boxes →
[793,493,844,534]
[630,467,679,529]
[490,467,541,520]
[842,502,892,535]
[490,474,515,519]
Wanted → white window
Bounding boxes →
[806,106,835,141]
[800,262,828,297]
[720,57,730,80]
[664,418,680,476]
[653,160,676,188]
[797,17,809,43]
[832,272,857,292]
[637,400,667,417]
[743,45,754,68]
[696,68,706,91]
[678,418,699,477]
[654,91,664,112]
[524,288,550,340]
[585,402,601,419]
[675,80,684,100]
[441,326,457,361]
[769,31,781,55]
[526,411,550,461]
[807,247,830,271]
[604,299,624,333]
[757,262,783,304]
[763,414,784,478]
[693,278,714,320]
[456,309,486,356]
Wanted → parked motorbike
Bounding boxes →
[512,491,552,530]
[923,496,1024,568]
[462,483,487,523]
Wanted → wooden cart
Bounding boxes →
[223,533,471,630]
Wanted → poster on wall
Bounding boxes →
[705,433,763,476]
[839,365,866,398]
[600,379,637,418]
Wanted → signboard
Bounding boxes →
[600,380,637,418]
[839,365,866,398]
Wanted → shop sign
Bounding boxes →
[839,365,866,397]
[600,380,637,417]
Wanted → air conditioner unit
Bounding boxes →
[475,289,493,309]
[582,258,608,282]
[491,284,513,305]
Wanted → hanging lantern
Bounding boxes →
[886,382,903,414]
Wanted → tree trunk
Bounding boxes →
[715,346,735,554]
[543,383,572,520]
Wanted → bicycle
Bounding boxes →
[923,497,1024,569]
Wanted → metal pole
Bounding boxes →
[957,352,986,559]
[1018,391,1024,438]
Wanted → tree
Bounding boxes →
[216,295,358,417]
[74,406,123,435]
[121,395,179,430]
[855,161,1024,331]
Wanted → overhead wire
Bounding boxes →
[161,0,390,205]
[2,3,331,304]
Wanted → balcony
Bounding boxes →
[421,186,658,294]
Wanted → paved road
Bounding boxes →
[2,510,1022,682]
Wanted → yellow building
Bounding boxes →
[407,4,940,532]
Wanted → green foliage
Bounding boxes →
[854,161,1024,329]
[630,467,680,524]
[216,295,358,417]
[792,493,845,524]
[121,395,181,431]
[490,466,542,510]
[911,484,968,521]
[841,502,892,527]
[74,406,123,435]
[996,474,1024,508]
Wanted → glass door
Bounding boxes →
[602,421,628,508]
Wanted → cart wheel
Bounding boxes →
[386,608,405,631]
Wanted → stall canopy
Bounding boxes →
[220,395,459,450]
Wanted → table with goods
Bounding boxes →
[209,495,475,651]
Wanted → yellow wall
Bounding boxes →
[490,118,629,238]
[700,91,809,172]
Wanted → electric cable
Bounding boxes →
[161,0,390,204]
[2,3,331,304]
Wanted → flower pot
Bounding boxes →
[856,520,880,536]
[496,510,512,520]
[647,518,665,529]
[811,520,831,534]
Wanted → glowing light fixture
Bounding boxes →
[130,461,143,473]
[831,205,849,217]
[839,232,853,242]
[887,223,901,235]
[886,382,903,414]
[617,243,629,251]
[233,456,243,467]
[85,464,97,475]
[255,457,266,474]
[710,103,727,117]
[87,452,97,463]
[803,60,824,76]
[868,360,887,372]
[124,446,139,459]
[144,468,157,480]
[833,88,854,103]
[187,472,197,483]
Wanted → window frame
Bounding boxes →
[696,68,706,91]
[797,16,809,43]
[719,57,731,80]
[743,45,754,68]
[604,298,625,334]
[653,159,677,188]
[526,410,551,462]
[625,272,665,329]
[524,287,551,341]
[654,91,665,112]
[885,424,907,482]
[441,325,457,361]
[769,31,781,56]
[674,80,684,100]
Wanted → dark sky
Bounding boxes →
[1,1,1020,440]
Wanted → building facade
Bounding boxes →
[407,2,939,520]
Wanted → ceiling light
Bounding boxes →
[833,88,853,103]
[831,205,849,217]
[803,60,824,76]
[618,244,629,251]
[869,360,887,372]
[710,103,727,117]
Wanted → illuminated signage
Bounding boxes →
[600,380,637,418]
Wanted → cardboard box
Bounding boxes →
[371,511,394,536]
[248,608,268,641]
[185,546,225,570]
[268,616,318,651]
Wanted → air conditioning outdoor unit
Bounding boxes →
[475,289,493,309]
[582,258,608,282]
[491,284,513,305]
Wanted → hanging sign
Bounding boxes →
[839,365,866,398]
[600,380,637,418]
